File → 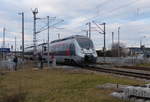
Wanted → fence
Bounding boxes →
[0,58,24,70]
[97,57,150,66]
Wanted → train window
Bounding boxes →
[43,46,47,51]
[76,38,94,49]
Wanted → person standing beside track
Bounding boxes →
[38,53,43,69]
[51,54,56,67]
[13,56,18,71]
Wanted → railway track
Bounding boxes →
[83,65,150,80]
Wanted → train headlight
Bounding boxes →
[80,48,84,53]
[80,49,84,54]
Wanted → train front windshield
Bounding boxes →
[77,38,94,49]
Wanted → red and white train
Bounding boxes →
[24,35,97,64]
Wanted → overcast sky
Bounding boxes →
[0,0,150,50]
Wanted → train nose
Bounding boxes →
[84,55,96,63]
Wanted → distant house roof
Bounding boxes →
[128,47,150,54]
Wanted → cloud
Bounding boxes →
[0,0,150,50]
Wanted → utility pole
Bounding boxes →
[92,21,106,52]
[58,33,60,39]
[32,8,38,56]
[118,27,120,57]
[82,30,88,37]
[140,40,142,47]
[2,28,5,59]
[47,16,50,68]
[103,23,106,52]
[112,32,114,57]
[18,12,24,61]
[92,21,106,62]
[7,43,9,48]
[112,32,114,46]
[15,37,16,55]
[89,22,91,39]
[103,23,106,62]
[86,22,91,39]
[86,30,88,37]
[3,27,5,48]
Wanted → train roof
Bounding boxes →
[25,35,88,49]
[25,46,34,49]
[51,35,87,44]
[25,43,47,49]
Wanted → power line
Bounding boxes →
[72,0,139,31]
[96,0,116,10]
[90,0,139,22]
[36,19,64,34]
[92,21,106,59]
[94,1,140,22]
[57,28,83,35]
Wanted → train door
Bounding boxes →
[42,46,47,61]
[70,43,75,56]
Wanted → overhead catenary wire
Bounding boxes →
[36,19,64,34]
[71,0,140,32]
[0,0,145,50]
[11,0,141,48]
[89,0,139,21]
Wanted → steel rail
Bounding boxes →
[83,65,150,80]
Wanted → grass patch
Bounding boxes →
[0,91,27,102]
[0,68,146,102]
[136,63,150,67]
